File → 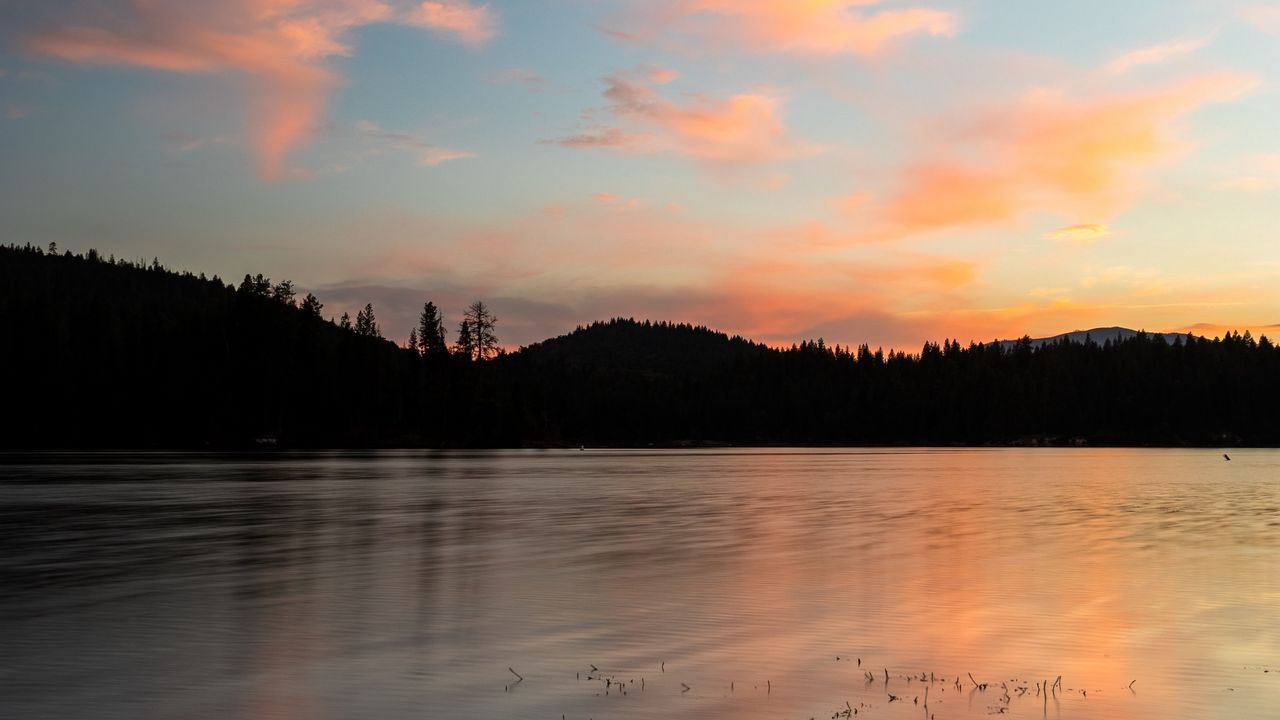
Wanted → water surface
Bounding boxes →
[2,449,1278,719]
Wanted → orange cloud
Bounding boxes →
[547,67,815,165]
[308,198,1276,350]
[610,0,955,55]
[873,72,1258,239]
[21,0,495,179]
[1044,223,1109,243]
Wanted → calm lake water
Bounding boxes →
[1,449,1278,719]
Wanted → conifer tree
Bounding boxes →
[417,301,448,357]
[455,319,475,360]
[354,303,380,338]
[300,293,323,318]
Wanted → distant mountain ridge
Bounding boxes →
[998,326,1194,349]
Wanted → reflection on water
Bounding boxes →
[1,449,1278,719]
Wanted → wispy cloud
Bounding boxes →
[355,120,473,166]
[1105,34,1214,74]
[545,66,816,165]
[491,67,551,92]
[1242,4,1280,36]
[605,0,955,56]
[20,0,497,179]
[1044,223,1109,244]
[160,131,235,153]
[1217,154,1280,191]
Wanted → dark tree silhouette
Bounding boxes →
[417,301,448,357]
[463,300,499,361]
[455,319,475,359]
[300,293,323,318]
[3,244,1279,449]
[239,273,272,297]
[272,280,296,307]
[355,303,380,338]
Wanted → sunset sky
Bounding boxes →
[2,0,1278,349]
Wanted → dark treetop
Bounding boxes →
[3,244,1277,448]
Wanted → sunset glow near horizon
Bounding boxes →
[2,1,1278,349]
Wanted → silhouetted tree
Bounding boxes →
[407,328,419,355]
[300,293,323,318]
[272,280,296,306]
[355,303,380,338]
[239,273,272,297]
[455,320,474,359]
[417,301,448,357]
[4,244,1280,449]
[463,300,499,361]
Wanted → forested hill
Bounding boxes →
[3,244,1278,448]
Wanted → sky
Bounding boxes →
[1,0,1278,350]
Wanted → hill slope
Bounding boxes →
[4,245,1279,447]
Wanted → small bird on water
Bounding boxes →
[1223,453,1231,461]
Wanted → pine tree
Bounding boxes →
[407,328,419,355]
[355,303,380,338]
[300,293,323,318]
[239,273,272,296]
[417,301,448,357]
[455,319,475,360]
[271,280,296,306]
[339,312,352,331]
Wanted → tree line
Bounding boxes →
[232,267,501,359]
[3,243,1278,448]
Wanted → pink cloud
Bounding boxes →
[548,67,816,165]
[607,0,955,56]
[407,1,495,45]
[21,0,495,179]
[1242,4,1280,36]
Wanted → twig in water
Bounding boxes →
[508,667,524,682]
[1129,679,1137,690]
[681,683,691,693]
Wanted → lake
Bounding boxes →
[1,449,1277,719]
